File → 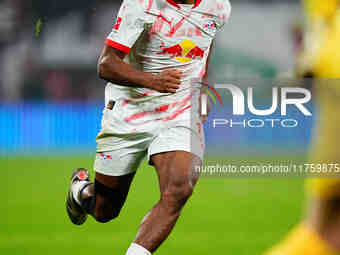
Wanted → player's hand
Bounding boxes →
[149,69,182,93]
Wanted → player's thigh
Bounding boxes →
[151,151,201,195]
[148,123,204,194]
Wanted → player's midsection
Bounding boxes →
[149,65,202,77]
[141,56,204,81]
[124,90,199,120]
[103,89,201,133]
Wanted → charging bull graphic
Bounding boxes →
[157,40,205,63]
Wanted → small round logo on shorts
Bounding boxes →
[99,152,113,160]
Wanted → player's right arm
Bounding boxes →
[97,0,181,94]
[98,46,181,94]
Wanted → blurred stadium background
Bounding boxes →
[1,0,310,254]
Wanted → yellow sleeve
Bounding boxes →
[303,0,338,22]
[297,0,340,79]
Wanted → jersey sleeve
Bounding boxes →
[215,0,232,30]
[106,0,146,54]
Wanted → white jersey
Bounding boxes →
[105,0,231,102]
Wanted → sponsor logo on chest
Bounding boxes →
[157,39,205,63]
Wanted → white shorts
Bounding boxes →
[94,89,205,176]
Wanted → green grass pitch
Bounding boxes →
[1,156,305,254]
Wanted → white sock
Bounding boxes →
[70,181,89,205]
[125,243,151,255]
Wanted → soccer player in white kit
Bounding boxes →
[66,0,231,254]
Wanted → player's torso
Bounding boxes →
[130,1,227,77]
[109,0,231,101]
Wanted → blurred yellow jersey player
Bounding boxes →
[302,0,340,199]
[265,1,340,255]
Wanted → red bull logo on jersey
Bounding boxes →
[157,40,205,63]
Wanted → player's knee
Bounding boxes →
[94,198,122,223]
[162,182,194,211]
[95,208,121,223]
[95,215,112,223]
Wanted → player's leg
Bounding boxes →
[124,151,201,255]
[66,149,145,225]
[66,168,136,224]
[84,171,136,222]
[263,86,340,255]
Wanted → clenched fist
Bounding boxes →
[148,69,182,93]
